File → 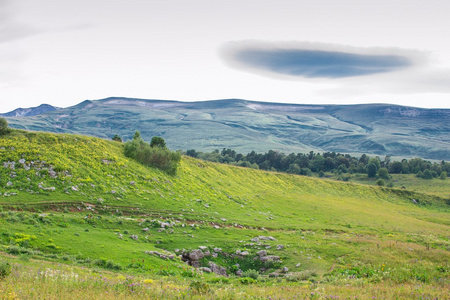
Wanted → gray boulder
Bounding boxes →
[189,249,204,261]
[260,255,280,262]
[208,261,227,276]
[257,250,267,257]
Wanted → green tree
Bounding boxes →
[420,169,433,179]
[389,161,403,174]
[367,163,377,178]
[377,167,390,180]
[112,135,122,142]
[0,118,9,135]
[150,136,166,148]
[186,149,198,158]
[368,157,381,171]
[133,130,141,140]
[440,171,447,180]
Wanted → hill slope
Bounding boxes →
[0,130,449,295]
[5,97,450,160]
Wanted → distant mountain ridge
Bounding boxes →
[0,103,58,117]
[4,97,450,160]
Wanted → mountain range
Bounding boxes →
[3,97,450,160]
[0,103,59,117]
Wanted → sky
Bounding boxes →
[1,0,450,113]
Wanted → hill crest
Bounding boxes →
[4,97,450,160]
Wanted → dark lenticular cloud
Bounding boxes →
[231,48,413,79]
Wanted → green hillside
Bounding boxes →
[5,97,450,160]
[0,130,449,299]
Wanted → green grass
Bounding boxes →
[0,129,449,298]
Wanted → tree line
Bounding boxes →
[185,148,449,181]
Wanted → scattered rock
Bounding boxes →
[257,250,267,257]
[276,245,284,250]
[282,267,289,273]
[199,267,212,273]
[71,186,78,191]
[236,269,243,277]
[6,181,13,187]
[129,235,138,240]
[260,255,280,262]
[199,246,208,250]
[213,248,222,253]
[189,249,204,261]
[296,263,301,267]
[208,261,227,276]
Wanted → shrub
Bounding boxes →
[239,277,256,285]
[112,135,122,142]
[0,118,9,135]
[0,261,12,279]
[377,167,390,180]
[286,270,317,282]
[376,179,385,186]
[242,269,259,279]
[124,132,181,175]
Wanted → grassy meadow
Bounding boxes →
[0,130,449,299]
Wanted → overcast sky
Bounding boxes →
[1,0,450,113]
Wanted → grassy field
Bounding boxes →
[0,130,449,299]
[341,173,450,199]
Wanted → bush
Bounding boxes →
[286,270,317,282]
[0,118,9,135]
[377,167,390,180]
[124,132,181,175]
[0,261,12,279]
[239,277,256,284]
[376,179,385,186]
[242,269,259,279]
[112,135,122,142]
